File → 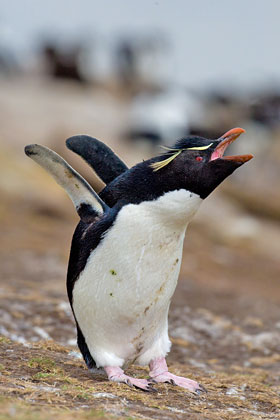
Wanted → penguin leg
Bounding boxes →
[149,357,207,394]
[104,366,156,392]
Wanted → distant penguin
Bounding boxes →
[25,128,252,393]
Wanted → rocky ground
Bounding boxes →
[0,77,279,419]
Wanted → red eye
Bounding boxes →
[196,156,203,162]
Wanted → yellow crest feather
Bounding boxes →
[150,150,182,172]
[185,143,213,151]
[151,143,213,172]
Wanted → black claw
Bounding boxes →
[195,384,207,395]
[169,379,177,386]
[198,384,207,393]
[126,379,133,388]
[146,386,157,393]
[133,384,157,393]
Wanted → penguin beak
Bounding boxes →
[210,127,253,163]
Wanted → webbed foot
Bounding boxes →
[104,366,156,392]
[149,357,206,394]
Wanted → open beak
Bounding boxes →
[210,127,253,163]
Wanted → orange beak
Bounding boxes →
[211,127,253,163]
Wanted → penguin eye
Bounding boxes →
[196,156,203,162]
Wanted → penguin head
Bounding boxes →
[101,127,253,206]
[148,127,253,199]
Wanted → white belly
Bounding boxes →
[72,189,202,367]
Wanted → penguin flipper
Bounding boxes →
[25,144,108,221]
[66,135,128,184]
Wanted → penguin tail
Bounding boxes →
[25,144,108,222]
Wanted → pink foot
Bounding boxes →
[104,366,156,392]
[149,357,206,394]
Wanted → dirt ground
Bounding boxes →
[0,77,280,419]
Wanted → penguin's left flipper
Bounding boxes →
[66,135,128,185]
[25,144,108,222]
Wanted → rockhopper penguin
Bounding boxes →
[25,128,253,393]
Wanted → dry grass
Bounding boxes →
[0,337,279,420]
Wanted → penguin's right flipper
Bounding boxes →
[66,135,128,184]
[25,144,108,222]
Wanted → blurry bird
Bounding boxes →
[126,88,197,146]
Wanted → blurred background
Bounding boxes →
[0,0,280,415]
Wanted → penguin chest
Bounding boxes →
[72,189,202,364]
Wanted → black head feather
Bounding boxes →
[100,129,252,204]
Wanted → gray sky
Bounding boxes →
[1,0,280,88]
